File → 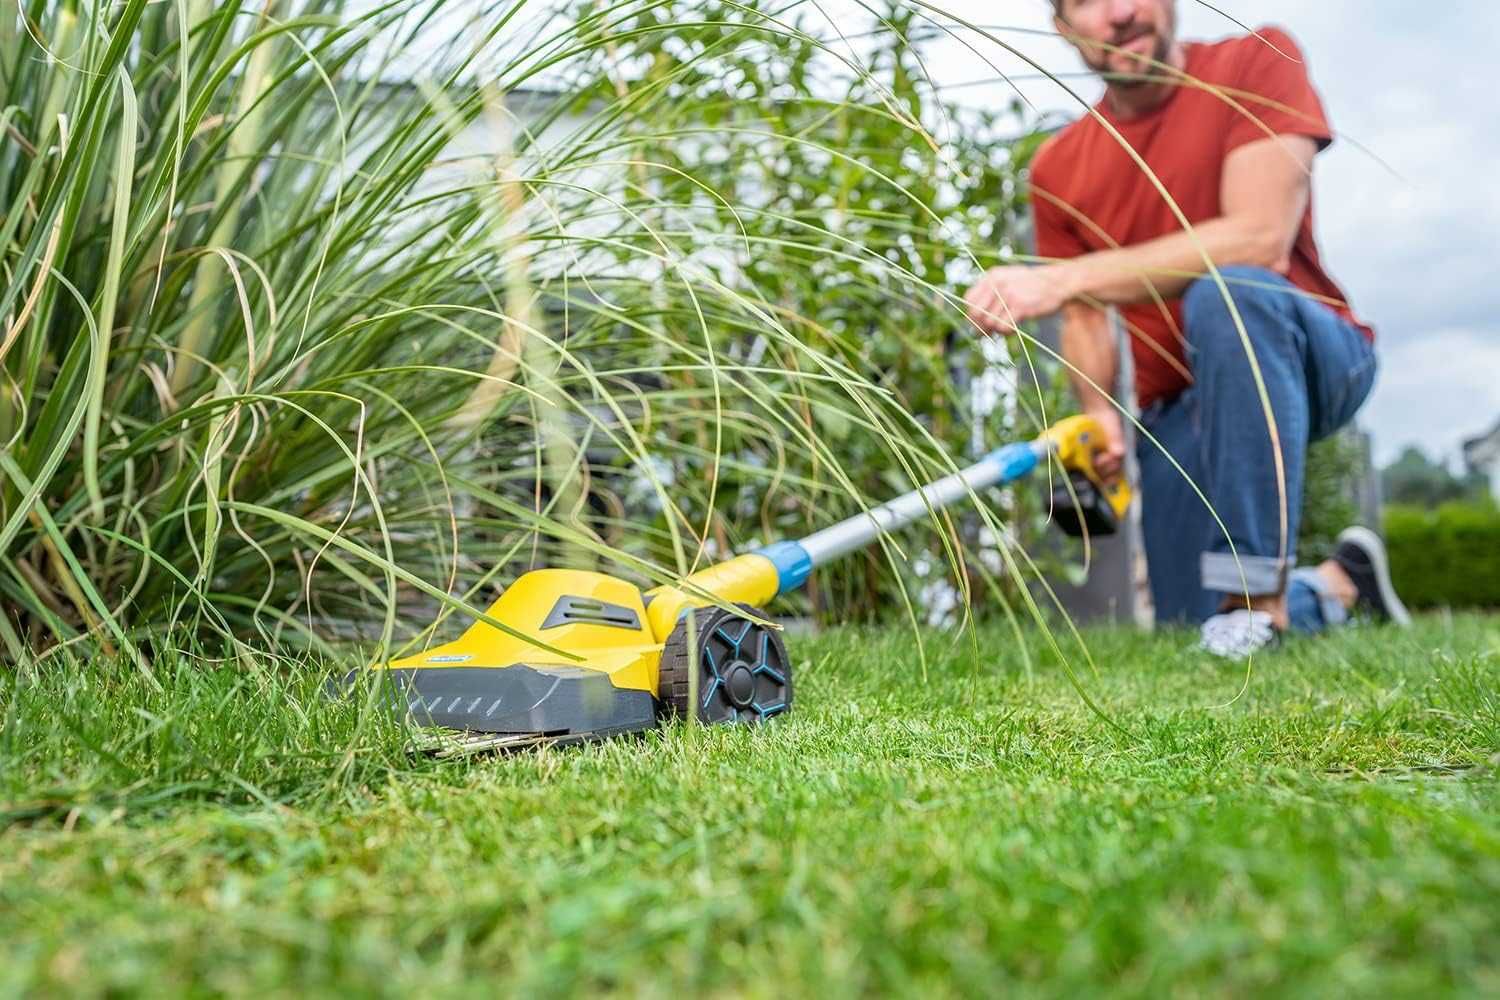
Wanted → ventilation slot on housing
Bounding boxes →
[541,595,642,631]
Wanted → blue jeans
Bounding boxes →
[1137,267,1377,634]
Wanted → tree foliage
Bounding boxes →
[563,0,1057,620]
[1382,446,1488,508]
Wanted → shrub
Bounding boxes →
[1384,503,1500,609]
[1299,431,1365,564]
[569,0,1052,621]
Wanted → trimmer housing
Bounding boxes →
[345,415,1130,743]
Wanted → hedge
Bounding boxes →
[1384,503,1500,609]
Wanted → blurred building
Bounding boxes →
[1462,418,1500,498]
[1348,426,1383,527]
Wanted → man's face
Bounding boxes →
[1055,0,1178,85]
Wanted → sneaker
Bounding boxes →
[1199,608,1281,658]
[1332,526,1412,626]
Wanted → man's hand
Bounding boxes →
[1083,404,1127,482]
[963,264,1076,334]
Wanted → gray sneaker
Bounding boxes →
[1331,526,1412,626]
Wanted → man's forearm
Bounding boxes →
[1057,214,1292,308]
[959,136,1319,329]
[1053,135,1319,310]
[1059,303,1118,414]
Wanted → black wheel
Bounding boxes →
[656,604,793,725]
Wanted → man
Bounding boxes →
[964,0,1410,655]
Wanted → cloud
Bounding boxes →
[1364,328,1500,466]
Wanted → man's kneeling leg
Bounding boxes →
[1143,266,1376,643]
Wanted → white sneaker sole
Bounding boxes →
[1199,609,1280,658]
[1337,525,1412,627]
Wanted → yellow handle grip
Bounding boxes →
[642,553,781,641]
[1038,414,1133,522]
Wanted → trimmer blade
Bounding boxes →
[407,729,561,758]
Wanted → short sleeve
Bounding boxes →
[1223,26,1333,154]
[1029,147,1090,263]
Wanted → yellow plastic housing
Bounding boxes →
[386,569,663,693]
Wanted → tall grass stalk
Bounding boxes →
[171,3,278,402]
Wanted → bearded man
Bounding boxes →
[964,0,1409,655]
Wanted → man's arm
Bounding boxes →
[1059,135,1317,305]
[1058,302,1125,478]
[965,135,1318,330]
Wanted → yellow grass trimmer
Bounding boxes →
[345,415,1129,747]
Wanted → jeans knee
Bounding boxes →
[1183,266,1293,354]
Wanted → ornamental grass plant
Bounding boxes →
[0,0,1069,675]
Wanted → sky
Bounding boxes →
[893,1,1500,467]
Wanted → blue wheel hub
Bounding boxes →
[692,609,792,725]
[725,662,757,707]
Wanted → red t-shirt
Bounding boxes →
[1029,26,1373,408]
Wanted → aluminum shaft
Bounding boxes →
[795,440,1048,568]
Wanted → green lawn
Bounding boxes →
[2,616,1497,997]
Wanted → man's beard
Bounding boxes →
[1087,30,1173,88]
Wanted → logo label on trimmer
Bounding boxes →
[426,654,473,664]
